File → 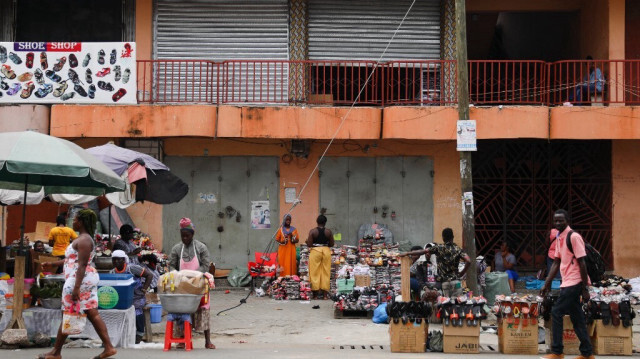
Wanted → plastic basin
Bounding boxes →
[159,294,201,314]
[41,297,62,309]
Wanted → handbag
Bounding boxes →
[62,302,87,335]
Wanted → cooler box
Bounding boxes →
[98,273,135,310]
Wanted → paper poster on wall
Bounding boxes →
[251,200,271,229]
[0,42,137,104]
[334,233,342,241]
[284,187,297,204]
[456,120,477,151]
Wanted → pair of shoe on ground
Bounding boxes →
[542,354,595,359]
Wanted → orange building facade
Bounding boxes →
[2,0,640,276]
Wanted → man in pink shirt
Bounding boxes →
[540,209,593,359]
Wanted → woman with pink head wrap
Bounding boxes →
[168,217,215,349]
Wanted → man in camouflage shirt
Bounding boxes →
[401,228,471,297]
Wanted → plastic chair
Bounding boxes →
[164,319,193,351]
[247,252,277,278]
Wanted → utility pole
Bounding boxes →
[455,0,478,294]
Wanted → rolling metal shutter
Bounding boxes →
[308,0,441,61]
[154,0,289,103]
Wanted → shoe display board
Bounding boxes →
[592,320,632,355]
[0,42,136,104]
[389,320,428,353]
[497,318,539,354]
[544,315,595,355]
[443,322,480,354]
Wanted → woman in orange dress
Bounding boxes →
[275,214,299,277]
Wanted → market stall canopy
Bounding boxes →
[87,143,188,204]
[87,143,168,176]
[0,131,126,195]
[0,188,45,205]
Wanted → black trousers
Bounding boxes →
[551,283,592,356]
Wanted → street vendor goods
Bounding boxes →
[158,269,211,295]
[493,294,542,327]
[436,294,488,327]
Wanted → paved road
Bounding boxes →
[3,290,639,358]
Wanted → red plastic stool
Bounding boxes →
[163,320,193,351]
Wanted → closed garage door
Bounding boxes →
[319,157,433,249]
[154,0,289,103]
[309,0,441,60]
[163,156,279,268]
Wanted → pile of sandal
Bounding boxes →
[493,294,541,327]
[591,274,633,292]
[385,300,433,324]
[332,287,380,311]
[585,297,636,327]
[268,275,310,300]
[436,294,488,326]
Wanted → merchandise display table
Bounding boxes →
[0,306,136,348]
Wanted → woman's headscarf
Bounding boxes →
[281,214,295,235]
[180,217,195,232]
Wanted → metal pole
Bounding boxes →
[20,175,27,248]
[455,0,478,294]
[108,204,112,239]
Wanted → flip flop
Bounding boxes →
[457,305,465,327]
[619,301,632,328]
[504,304,513,324]
[513,305,521,326]
[530,302,539,325]
[600,301,612,325]
[610,302,621,327]
[521,303,530,327]
[205,343,216,349]
[472,305,482,326]
[443,304,451,326]
[450,305,459,327]
[465,304,474,326]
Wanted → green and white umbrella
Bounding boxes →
[0,131,125,245]
[0,131,125,196]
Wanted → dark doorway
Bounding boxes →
[467,12,580,61]
[472,140,612,271]
[16,0,122,42]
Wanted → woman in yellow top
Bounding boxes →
[48,215,78,257]
[275,214,298,277]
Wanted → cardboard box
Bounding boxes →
[34,254,61,274]
[592,320,632,356]
[389,320,428,353]
[34,222,56,241]
[443,323,480,354]
[354,275,371,287]
[544,316,594,355]
[498,319,539,354]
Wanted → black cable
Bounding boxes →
[216,226,279,316]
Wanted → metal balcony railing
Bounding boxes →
[136,59,640,106]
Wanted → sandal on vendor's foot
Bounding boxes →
[177,343,186,349]
[205,343,216,349]
[36,353,59,359]
[92,348,117,359]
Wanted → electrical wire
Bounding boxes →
[215,0,417,315]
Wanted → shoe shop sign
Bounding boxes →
[0,42,136,104]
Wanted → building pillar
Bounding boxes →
[609,0,625,103]
[441,0,457,103]
[288,0,309,103]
